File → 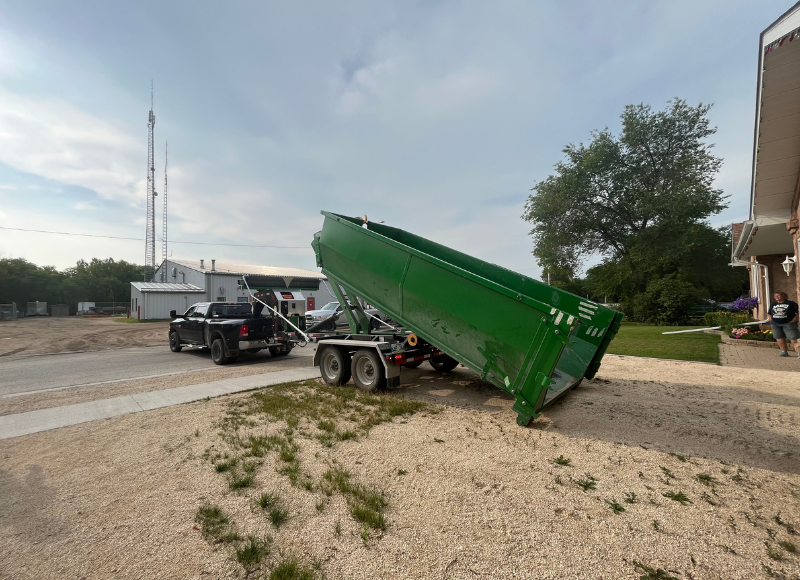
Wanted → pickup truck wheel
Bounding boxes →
[429,355,459,372]
[319,346,351,386]
[351,349,386,391]
[169,332,182,353]
[211,338,229,365]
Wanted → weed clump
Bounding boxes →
[195,504,240,544]
[553,455,571,466]
[633,560,679,580]
[269,556,318,580]
[605,499,625,514]
[235,535,272,569]
[695,473,717,486]
[662,491,691,505]
[573,474,597,492]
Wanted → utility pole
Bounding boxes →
[144,81,157,281]
[161,142,168,281]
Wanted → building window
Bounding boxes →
[217,296,226,302]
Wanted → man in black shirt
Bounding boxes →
[768,292,799,358]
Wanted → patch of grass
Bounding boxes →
[397,469,407,476]
[607,323,721,363]
[258,492,280,510]
[269,556,317,580]
[632,560,679,580]
[779,541,796,554]
[605,499,625,514]
[433,438,445,443]
[573,474,597,492]
[624,492,638,504]
[322,467,387,531]
[554,475,563,485]
[337,429,357,441]
[553,455,571,466]
[195,504,240,544]
[660,466,675,479]
[269,505,289,529]
[766,542,784,561]
[668,453,687,462]
[695,473,717,486]
[652,520,662,532]
[229,469,256,490]
[662,491,692,505]
[317,419,336,432]
[360,523,371,546]
[334,520,341,537]
[236,535,272,569]
[215,457,238,473]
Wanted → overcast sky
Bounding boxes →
[0,1,778,278]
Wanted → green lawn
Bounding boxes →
[605,322,721,363]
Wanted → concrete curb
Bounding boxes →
[0,366,320,440]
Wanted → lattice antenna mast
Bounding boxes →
[161,142,168,281]
[144,81,157,281]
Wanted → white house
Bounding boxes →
[130,259,336,320]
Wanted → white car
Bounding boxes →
[305,301,391,331]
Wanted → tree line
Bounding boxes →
[523,99,748,324]
[0,258,144,313]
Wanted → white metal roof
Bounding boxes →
[170,259,326,279]
[131,282,205,293]
[736,4,800,259]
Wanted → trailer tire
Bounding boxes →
[319,346,351,386]
[351,349,386,391]
[211,338,229,365]
[429,355,458,373]
[169,332,182,352]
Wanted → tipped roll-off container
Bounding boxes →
[312,212,623,426]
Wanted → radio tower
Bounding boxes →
[144,82,157,281]
[161,142,168,281]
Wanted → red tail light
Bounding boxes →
[239,324,249,337]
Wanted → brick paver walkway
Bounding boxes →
[719,343,800,372]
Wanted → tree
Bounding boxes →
[523,99,746,323]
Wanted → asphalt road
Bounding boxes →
[0,344,317,397]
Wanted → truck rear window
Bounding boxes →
[209,304,252,318]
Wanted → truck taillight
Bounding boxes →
[240,324,249,337]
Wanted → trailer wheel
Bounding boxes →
[169,332,182,353]
[319,346,351,386]
[211,338,229,365]
[351,349,386,391]
[429,355,458,372]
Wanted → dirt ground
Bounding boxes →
[0,317,168,358]
[1,356,799,580]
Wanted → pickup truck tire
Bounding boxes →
[351,349,386,391]
[169,332,182,352]
[429,355,459,373]
[211,338,229,365]
[319,346,351,386]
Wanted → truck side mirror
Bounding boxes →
[170,310,177,319]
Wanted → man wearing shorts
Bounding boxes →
[768,292,799,358]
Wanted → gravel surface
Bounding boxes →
[0,317,168,357]
[1,357,798,579]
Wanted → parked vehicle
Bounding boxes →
[168,302,294,365]
[305,301,390,331]
[309,212,623,426]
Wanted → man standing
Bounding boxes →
[768,292,800,358]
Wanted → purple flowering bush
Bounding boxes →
[731,296,759,311]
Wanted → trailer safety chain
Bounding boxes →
[241,275,311,345]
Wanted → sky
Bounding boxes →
[0,0,781,279]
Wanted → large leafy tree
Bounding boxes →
[523,99,746,322]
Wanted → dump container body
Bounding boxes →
[313,212,623,425]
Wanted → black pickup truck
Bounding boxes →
[168,302,293,365]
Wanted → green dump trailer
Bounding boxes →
[310,211,623,426]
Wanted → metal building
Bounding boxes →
[130,282,205,320]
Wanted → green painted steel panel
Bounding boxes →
[313,211,623,425]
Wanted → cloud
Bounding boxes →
[0,87,143,206]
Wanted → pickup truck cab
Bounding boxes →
[169,302,293,365]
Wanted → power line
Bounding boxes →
[0,226,311,249]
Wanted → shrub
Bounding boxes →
[704,311,753,330]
